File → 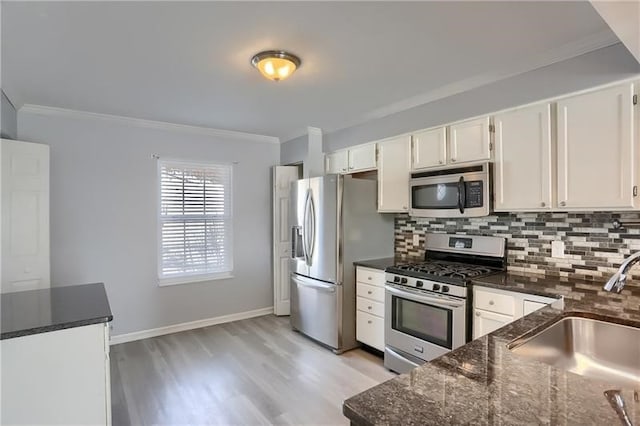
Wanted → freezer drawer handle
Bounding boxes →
[292,276,336,293]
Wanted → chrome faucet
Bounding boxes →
[604,251,640,293]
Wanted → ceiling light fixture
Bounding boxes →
[251,50,301,82]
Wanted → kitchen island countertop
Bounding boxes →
[1,283,113,340]
[343,272,640,425]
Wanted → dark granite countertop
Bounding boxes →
[354,257,422,270]
[344,272,640,425]
[1,283,113,340]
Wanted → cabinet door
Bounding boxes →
[348,144,377,172]
[356,310,385,351]
[523,300,547,316]
[449,116,491,164]
[557,83,636,209]
[0,324,109,425]
[325,150,348,174]
[473,308,513,339]
[494,104,553,211]
[412,127,447,170]
[377,135,411,212]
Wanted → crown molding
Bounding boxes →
[18,104,281,144]
[296,29,621,142]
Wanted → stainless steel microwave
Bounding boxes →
[409,162,491,218]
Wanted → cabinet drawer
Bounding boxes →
[474,289,515,316]
[356,311,384,351]
[356,296,384,317]
[356,267,385,287]
[356,282,385,302]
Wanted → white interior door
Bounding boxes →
[1,139,50,293]
[273,166,299,315]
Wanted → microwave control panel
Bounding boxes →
[465,181,484,207]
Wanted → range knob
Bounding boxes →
[393,276,400,283]
[432,284,441,291]
[441,285,450,293]
[400,277,408,284]
[416,280,424,288]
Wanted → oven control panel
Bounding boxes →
[385,274,466,298]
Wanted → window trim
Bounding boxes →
[156,158,234,286]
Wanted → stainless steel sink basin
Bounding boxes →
[508,316,640,387]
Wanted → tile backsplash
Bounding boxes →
[395,212,640,280]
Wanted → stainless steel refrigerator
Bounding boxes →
[289,174,394,353]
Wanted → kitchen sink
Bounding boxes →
[508,316,640,388]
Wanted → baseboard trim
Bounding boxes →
[109,306,274,345]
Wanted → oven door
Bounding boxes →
[385,284,466,363]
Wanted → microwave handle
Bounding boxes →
[458,176,466,214]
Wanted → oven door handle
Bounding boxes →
[385,346,421,369]
[385,285,465,308]
[457,176,466,214]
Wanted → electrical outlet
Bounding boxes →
[413,234,420,246]
[551,240,565,258]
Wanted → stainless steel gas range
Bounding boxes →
[384,233,506,374]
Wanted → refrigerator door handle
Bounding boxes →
[292,275,336,293]
[308,191,316,261]
[301,190,308,264]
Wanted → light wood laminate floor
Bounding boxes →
[110,314,395,425]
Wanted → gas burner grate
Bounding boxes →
[390,261,498,281]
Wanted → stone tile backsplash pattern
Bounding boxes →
[395,212,640,280]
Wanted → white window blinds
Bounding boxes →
[158,160,233,284]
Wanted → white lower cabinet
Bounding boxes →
[356,311,385,351]
[473,309,514,339]
[1,323,111,425]
[355,266,385,351]
[473,285,558,339]
[523,299,548,315]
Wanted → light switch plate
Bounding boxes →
[413,234,420,246]
[551,240,565,258]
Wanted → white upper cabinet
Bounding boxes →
[377,135,411,213]
[412,127,447,170]
[449,116,492,164]
[494,103,554,211]
[348,143,377,172]
[325,150,348,174]
[556,83,636,210]
[325,144,377,174]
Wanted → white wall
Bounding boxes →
[1,90,17,139]
[281,43,640,162]
[18,107,279,336]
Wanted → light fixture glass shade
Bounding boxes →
[251,50,301,81]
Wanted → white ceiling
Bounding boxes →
[1,1,622,141]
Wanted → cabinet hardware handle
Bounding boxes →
[342,168,346,171]
[368,320,372,324]
[476,312,481,317]
[349,166,354,170]
[368,306,372,310]
[367,290,372,294]
[540,202,546,207]
[439,160,443,164]
[367,276,372,280]
[451,158,456,162]
[403,206,407,210]
[559,201,566,207]
[489,300,494,305]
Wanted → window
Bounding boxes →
[158,159,233,285]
